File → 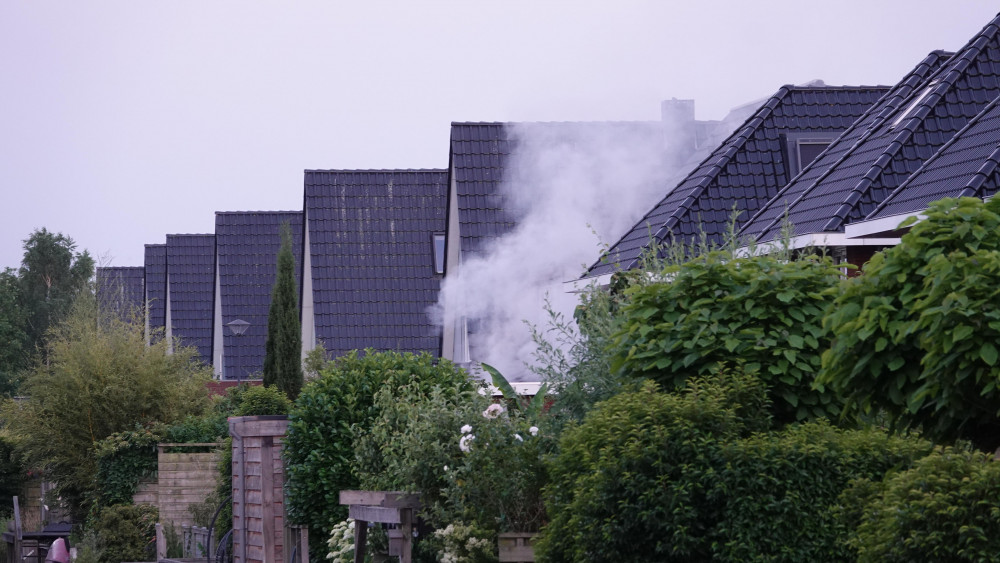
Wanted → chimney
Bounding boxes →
[661,98,698,161]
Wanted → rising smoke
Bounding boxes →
[435,112,714,381]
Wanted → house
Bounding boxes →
[736,13,1000,265]
[213,211,303,380]
[301,169,448,360]
[586,84,891,278]
[164,234,216,360]
[95,266,145,322]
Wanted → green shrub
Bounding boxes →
[819,196,1000,449]
[92,503,159,563]
[536,373,766,563]
[611,251,843,423]
[164,413,227,444]
[0,434,24,515]
[284,350,467,543]
[234,384,292,416]
[94,426,162,506]
[714,421,931,562]
[848,447,1000,562]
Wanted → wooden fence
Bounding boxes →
[229,416,290,563]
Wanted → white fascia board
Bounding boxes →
[844,212,924,239]
[744,233,901,256]
[564,273,613,293]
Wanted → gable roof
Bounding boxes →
[304,169,447,358]
[740,14,1000,244]
[857,94,1000,231]
[144,244,167,338]
[215,211,303,380]
[166,234,216,362]
[450,123,515,262]
[587,85,890,276]
[96,266,145,322]
[450,120,680,265]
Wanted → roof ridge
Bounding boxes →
[166,233,215,237]
[784,84,892,91]
[595,86,793,271]
[215,210,302,215]
[867,94,1000,219]
[959,144,1000,198]
[654,88,792,242]
[304,168,448,173]
[821,24,1000,232]
[739,50,950,240]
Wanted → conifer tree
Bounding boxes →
[263,223,303,399]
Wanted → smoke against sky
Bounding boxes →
[435,120,699,379]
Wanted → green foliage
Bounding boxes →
[263,222,303,399]
[713,421,931,562]
[326,518,356,563]
[94,425,162,507]
[164,413,227,444]
[819,196,1000,448]
[91,503,158,563]
[848,447,1000,562]
[0,433,24,515]
[17,228,94,364]
[0,268,28,397]
[284,350,467,541]
[215,436,234,541]
[71,532,103,563]
[611,250,843,423]
[432,523,497,563]
[536,373,767,563]
[1,296,211,517]
[234,384,292,416]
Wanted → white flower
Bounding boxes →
[514,434,523,442]
[460,424,473,434]
[529,426,539,436]
[459,433,475,452]
[482,403,504,419]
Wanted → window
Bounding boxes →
[781,132,836,178]
[890,81,937,129]
[433,233,446,274]
[797,141,829,170]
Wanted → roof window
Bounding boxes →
[433,233,446,274]
[890,81,938,129]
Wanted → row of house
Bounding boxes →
[98,11,1000,379]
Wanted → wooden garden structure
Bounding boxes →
[338,491,420,563]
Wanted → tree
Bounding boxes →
[262,222,302,399]
[1,295,211,517]
[819,196,1000,449]
[18,228,94,361]
[0,268,28,396]
[610,250,844,424]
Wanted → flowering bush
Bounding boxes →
[433,522,496,563]
[326,518,354,563]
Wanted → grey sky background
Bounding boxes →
[1,1,997,269]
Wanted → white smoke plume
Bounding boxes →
[436,117,704,381]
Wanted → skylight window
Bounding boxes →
[433,233,446,274]
[797,141,829,170]
[890,81,938,129]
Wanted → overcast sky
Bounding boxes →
[1,1,997,269]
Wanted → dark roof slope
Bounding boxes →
[304,169,447,358]
[867,95,1000,220]
[741,14,1000,243]
[450,123,515,261]
[96,266,145,322]
[450,121,673,263]
[215,211,303,380]
[166,234,216,362]
[588,85,890,275]
[144,244,167,338]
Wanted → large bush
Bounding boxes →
[819,196,1000,449]
[92,503,159,563]
[847,447,1000,562]
[611,251,843,423]
[1,297,211,516]
[94,426,161,507]
[284,350,467,539]
[714,421,930,562]
[536,373,767,563]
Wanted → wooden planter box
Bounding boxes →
[498,533,536,563]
